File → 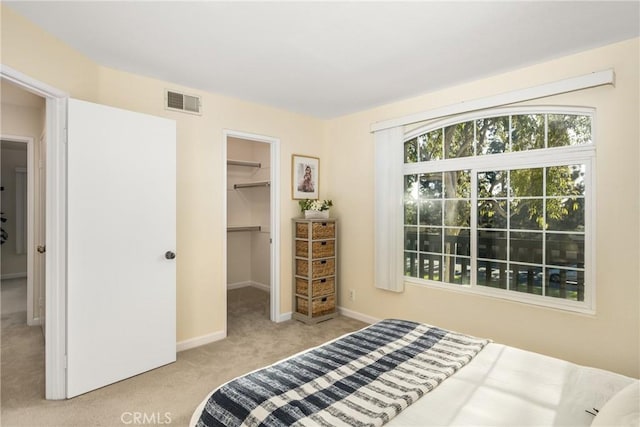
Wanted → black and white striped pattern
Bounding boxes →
[197,319,489,427]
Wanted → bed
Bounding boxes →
[191,319,639,426]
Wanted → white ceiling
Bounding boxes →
[6,1,639,118]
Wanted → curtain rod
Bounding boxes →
[370,69,615,133]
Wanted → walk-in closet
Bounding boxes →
[226,137,271,324]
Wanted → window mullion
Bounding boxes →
[470,170,478,289]
[542,166,547,297]
[507,115,512,290]
[544,114,548,148]
[508,115,513,152]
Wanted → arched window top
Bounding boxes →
[404,106,593,164]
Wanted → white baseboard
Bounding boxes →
[227,281,270,292]
[338,306,381,325]
[27,316,42,326]
[176,330,226,352]
[277,311,292,323]
[227,280,251,290]
[1,272,27,280]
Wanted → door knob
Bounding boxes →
[164,251,176,260]
[37,245,46,254]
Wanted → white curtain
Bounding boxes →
[374,126,404,292]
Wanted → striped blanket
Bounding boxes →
[196,319,489,427]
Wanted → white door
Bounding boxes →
[66,99,176,398]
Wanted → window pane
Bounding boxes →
[404,175,418,225]
[478,170,507,198]
[477,260,508,289]
[512,114,545,151]
[478,200,508,229]
[420,173,443,199]
[545,268,584,301]
[443,255,471,285]
[511,264,543,295]
[404,203,417,226]
[548,114,592,147]
[404,226,418,251]
[510,198,544,230]
[547,165,585,197]
[419,227,442,253]
[546,233,584,268]
[510,231,542,264]
[478,230,507,260]
[419,200,442,226]
[404,138,418,163]
[419,253,442,281]
[405,252,418,277]
[546,197,584,232]
[445,228,470,256]
[477,116,509,155]
[418,130,443,161]
[444,200,470,227]
[510,168,543,197]
[445,170,470,198]
[444,121,474,159]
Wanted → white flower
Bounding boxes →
[299,198,333,212]
[310,200,323,210]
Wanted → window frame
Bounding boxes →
[402,106,596,314]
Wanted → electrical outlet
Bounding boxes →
[349,289,356,302]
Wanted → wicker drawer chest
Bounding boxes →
[292,218,338,324]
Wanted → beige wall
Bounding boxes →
[2,3,638,377]
[325,38,639,377]
[0,6,99,102]
[1,3,325,342]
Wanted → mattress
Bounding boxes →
[191,321,636,426]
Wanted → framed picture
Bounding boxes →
[292,154,319,200]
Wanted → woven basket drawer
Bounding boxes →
[296,222,309,238]
[295,221,336,239]
[296,295,336,317]
[295,240,335,258]
[312,222,335,239]
[296,277,335,297]
[295,258,335,279]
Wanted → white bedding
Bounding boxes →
[191,329,636,427]
[388,343,634,426]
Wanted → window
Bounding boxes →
[402,108,594,312]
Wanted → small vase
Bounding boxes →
[304,210,329,219]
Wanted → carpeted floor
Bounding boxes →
[1,285,366,426]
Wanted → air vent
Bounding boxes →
[165,90,201,115]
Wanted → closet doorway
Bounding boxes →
[224,131,280,328]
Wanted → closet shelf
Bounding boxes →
[227,159,261,168]
[227,226,262,232]
[234,181,270,189]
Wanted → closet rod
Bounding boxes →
[233,181,270,189]
[227,226,262,232]
[227,159,261,168]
